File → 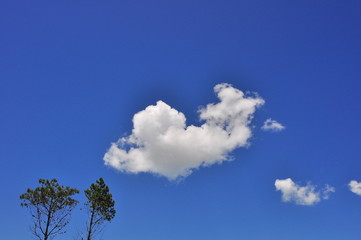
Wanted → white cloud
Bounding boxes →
[261,118,285,132]
[322,184,336,199]
[349,180,361,196]
[275,178,335,206]
[104,83,265,180]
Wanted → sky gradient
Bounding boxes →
[1,0,361,239]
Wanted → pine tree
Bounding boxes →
[20,179,79,240]
[84,178,116,240]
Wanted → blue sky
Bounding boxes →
[1,0,361,239]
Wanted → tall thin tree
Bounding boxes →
[84,178,116,240]
[20,179,79,240]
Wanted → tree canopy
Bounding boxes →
[84,177,116,240]
[20,179,79,240]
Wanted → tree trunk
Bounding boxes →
[44,210,52,240]
[87,209,95,240]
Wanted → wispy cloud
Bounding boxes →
[322,184,336,199]
[275,178,335,206]
[261,118,285,132]
[349,180,361,196]
[104,83,264,180]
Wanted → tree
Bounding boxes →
[20,179,79,240]
[84,178,116,240]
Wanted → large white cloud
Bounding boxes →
[104,83,265,180]
[275,178,335,206]
[349,180,361,196]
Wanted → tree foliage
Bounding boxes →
[84,177,116,240]
[20,179,79,240]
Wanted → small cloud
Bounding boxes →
[275,178,334,206]
[349,180,361,196]
[322,184,336,199]
[262,118,285,132]
[104,83,265,180]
